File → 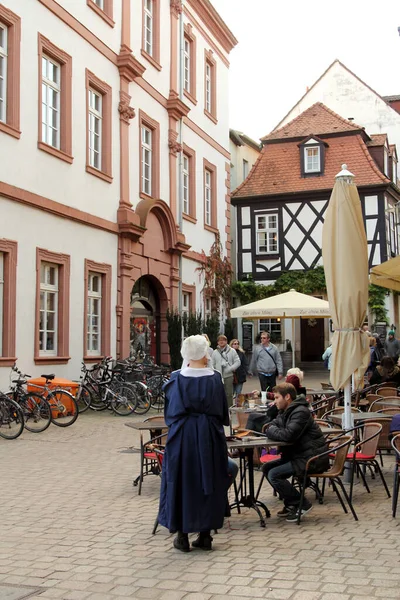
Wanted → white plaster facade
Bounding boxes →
[0,0,237,388]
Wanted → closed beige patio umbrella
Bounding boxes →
[322,164,370,429]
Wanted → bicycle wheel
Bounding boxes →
[75,384,92,413]
[19,392,52,433]
[110,382,138,416]
[88,383,108,411]
[132,382,152,415]
[49,390,79,427]
[151,391,165,411]
[0,395,24,439]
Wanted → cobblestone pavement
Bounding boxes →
[1,404,400,600]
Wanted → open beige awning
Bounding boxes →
[370,256,400,293]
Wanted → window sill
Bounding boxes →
[256,252,279,258]
[34,356,71,365]
[141,50,162,71]
[0,121,21,139]
[183,213,197,224]
[84,355,104,363]
[184,90,197,106]
[0,357,17,367]
[204,224,219,234]
[38,142,73,164]
[86,165,113,183]
[204,109,217,125]
[86,0,115,27]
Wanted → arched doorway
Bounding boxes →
[130,276,161,363]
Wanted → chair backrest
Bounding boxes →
[357,422,383,457]
[391,433,400,460]
[369,398,400,411]
[376,387,398,397]
[365,394,384,402]
[376,408,400,416]
[311,402,329,418]
[324,435,353,477]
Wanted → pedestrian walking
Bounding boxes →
[229,339,248,398]
[248,331,283,392]
[384,331,400,362]
[211,335,240,407]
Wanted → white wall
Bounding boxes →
[0,198,118,390]
[278,61,400,166]
[4,0,121,222]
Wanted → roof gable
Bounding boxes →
[261,102,363,143]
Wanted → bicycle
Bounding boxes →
[28,374,79,427]
[77,361,138,416]
[0,392,25,440]
[7,366,52,433]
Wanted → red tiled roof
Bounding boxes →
[232,134,389,198]
[366,134,387,147]
[261,102,363,142]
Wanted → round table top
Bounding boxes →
[124,419,167,430]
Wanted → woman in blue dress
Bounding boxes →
[158,335,230,552]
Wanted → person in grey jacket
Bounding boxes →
[211,335,240,407]
[384,331,400,361]
[249,331,283,391]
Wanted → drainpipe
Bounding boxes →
[177,6,184,314]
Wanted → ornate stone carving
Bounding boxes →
[170,0,182,16]
[168,139,182,155]
[118,101,135,123]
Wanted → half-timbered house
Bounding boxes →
[231,102,400,362]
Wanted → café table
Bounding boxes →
[226,435,289,528]
[328,412,393,426]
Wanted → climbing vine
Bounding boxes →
[232,267,327,304]
[196,232,233,314]
[368,284,389,324]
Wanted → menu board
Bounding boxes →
[242,322,254,352]
[374,323,387,343]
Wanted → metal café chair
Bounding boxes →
[376,387,399,397]
[390,433,400,518]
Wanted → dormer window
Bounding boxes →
[305,146,320,173]
[299,136,326,177]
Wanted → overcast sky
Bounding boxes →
[210,0,400,142]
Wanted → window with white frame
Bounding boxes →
[184,38,190,93]
[204,169,211,225]
[144,0,153,56]
[205,62,211,114]
[0,23,7,124]
[0,252,3,356]
[182,292,189,316]
[141,126,152,195]
[88,88,102,170]
[87,272,102,355]
[243,159,249,180]
[93,0,104,8]
[183,154,189,214]
[256,213,278,254]
[39,263,58,354]
[259,319,281,343]
[304,146,320,173]
[384,149,389,177]
[393,159,397,184]
[41,55,61,149]
[205,297,211,320]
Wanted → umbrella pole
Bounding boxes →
[292,319,295,368]
[342,379,353,431]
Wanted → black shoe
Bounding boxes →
[286,504,313,523]
[276,505,295,518]
[173,534,190,552]
[191,533,213,550]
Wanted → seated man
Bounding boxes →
[262,382,329,522]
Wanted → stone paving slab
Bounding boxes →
[1,409,400,599]
[0,584,43,599]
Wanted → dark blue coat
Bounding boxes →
[158,370,230,533]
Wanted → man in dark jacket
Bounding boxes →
[262,382,329,522]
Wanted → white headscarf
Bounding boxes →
[181,335,208,362]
